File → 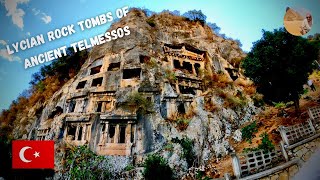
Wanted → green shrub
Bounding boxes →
[172,137,195,168]
[164,69,177,83]
[176,118,191,131]
[143,154,173,180]
[146,18,156,27]
[196,171,212,180]
[252,93,264,107]
[224,95,247,109]
[146,58,158,68]
[258,132,275,153]
[241,121,258,143]
[272,102,286,109]
[163,143,174,151]
[124,164,135,171]
[119,91,154,114]
[36,81,45,92]
[242,132,275,153]
[65,145,110,180]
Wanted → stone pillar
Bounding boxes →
[127,122,134,144]
[191,63,196,75]
[63,126,68,139]
[75,125,80,141]
[231,153,241,179]
[80,125,84,141]
[170,57,174,69]
[168,100,176,118]
[115,124,120,143]
[99,124,104,144]
[104,122,109,144]
[87,124,91,140]
[175,79,180,93]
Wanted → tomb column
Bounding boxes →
[169,99,176,118]
[175,79,180,94]
[126,122,133,144]
[179,60,183,67]
[114,124,120,143]
[63,126,68,138]
[87,124,91,140]
[104,122,109,144]
[82,124,86,141]
[75,125,80,140]
[191,63,196,75]
[170,57,174,69]
[99,124,104,144]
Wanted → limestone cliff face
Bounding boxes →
[17,9,258,177]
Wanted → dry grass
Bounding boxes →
[167,105,196,131]
[203,73,233,90]
[243,85,256,95]
[204,96,219,112]
[215,88,227,99]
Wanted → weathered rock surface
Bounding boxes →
[14,9,258,178]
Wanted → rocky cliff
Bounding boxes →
[13,9,259,178]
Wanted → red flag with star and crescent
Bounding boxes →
[12,140,54,169]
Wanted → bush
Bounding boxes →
[273,102,286,109]
[204,96,218,112]
[146,58,158,68]
[196,170,212,180]
[164,68,177,83]
[163,143,174,151]
[146,18,156,27]
[143,154,173,180]
[243,132,275,153]
[258,132,275,153]
[124,164,135,171]
[241,121,258,143]
[224,95,247,109]
[252,93,264,107]
[176,118,191,131]
[172,137,195,168]
[119,91,154,114]
[65,145,110,180]
[243,85,256,95]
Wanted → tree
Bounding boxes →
[143,154,173,180]
[242,28,318,112]
[182,10,207,25]
[207,22,221,34]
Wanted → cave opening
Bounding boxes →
[177,103,186,114]
[76,81,86,89]
[90,65,102,75]
[123,68,141,79]
[67,125,77,140]
[179,85,196,95]
[92,77,103,87]
[107,62,120,71]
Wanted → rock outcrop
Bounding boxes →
[16,9,259,178]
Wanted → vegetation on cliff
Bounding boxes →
[64,145,110,179]
[143,154,174,180]
[0,48,88,139]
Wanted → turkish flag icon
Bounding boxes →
[12,140,54,169]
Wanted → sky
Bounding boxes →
[0,0,319,110]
